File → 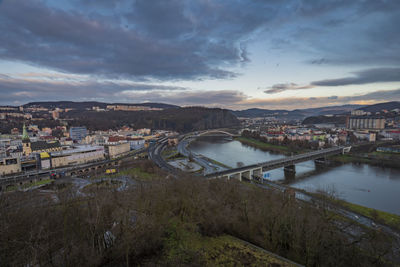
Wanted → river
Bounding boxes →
[188,138,400,215]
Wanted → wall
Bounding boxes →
[0,157,21,176]
[108,143,130,159]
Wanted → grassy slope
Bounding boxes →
[162,220,299,266]
[6,179,53,192]
[111,167,155,181]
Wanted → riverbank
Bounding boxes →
[331,154,400,169]
[235,137,291,154]
[336,199,400,229]
[310,190,400,229]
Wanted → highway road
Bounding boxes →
[148,137,179,174]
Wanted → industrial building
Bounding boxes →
[346,116,385,130]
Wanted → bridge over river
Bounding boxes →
[205,146,351,181]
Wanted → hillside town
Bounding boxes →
[0,122,177,177]
[1,102,399,177]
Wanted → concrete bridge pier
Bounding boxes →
[284,165,296,173]
[241,170,251,181]
[284,165,296,180]
[251,168,262,180]
[314,157,329,170]
[229,173,241,181]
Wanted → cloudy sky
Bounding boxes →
[0,0,399,109]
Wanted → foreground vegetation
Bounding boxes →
[111,160,163,181]
[6,178,54,192]
[1,169,397,266]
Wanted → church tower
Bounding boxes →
[22,124,32,156]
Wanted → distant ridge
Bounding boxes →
[355,101,400,113]
[232,104,364,119]
[22,101,179,110]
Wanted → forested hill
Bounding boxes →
[355,101,400,113]
[302,115,347,125]
[23,101,178,110]
[64,107,239,132]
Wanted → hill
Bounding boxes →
[302,101,400,125]
[23,101,179,110]
[64,107,239,132]
[302,115,347,125]
[356,101,400,113]
[232,104,363,120]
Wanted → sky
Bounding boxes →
[0,0,399,110]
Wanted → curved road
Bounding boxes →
[177,136,227,175]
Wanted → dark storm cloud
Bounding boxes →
[0,0,279,80]
[0,76,187,105]
[264,68,400,94]
[245,89,400,109]
[0,73,248,106]
[263,83,314,94]
[1,0,399,80]
[311,68,400,86]
[119,90,248,106]
[277,0,400,66]
[1,0,400,106]
[346,88,400,102]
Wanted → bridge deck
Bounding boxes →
[207,146,345,177]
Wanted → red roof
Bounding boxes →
[108,136,126,142]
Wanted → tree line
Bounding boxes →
[0,172,396,266]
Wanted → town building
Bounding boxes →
[351,110,368,116]
[347,116,385,130]
[106,142,130,159]
[381,130,400,140]
[353,131,376,142]
[128,138,145,150]
[69,126,87,141]
[0,157,21,176]
[106,105,163,111]
[52,110,59,120]
[22,124,62,156]
[48,146,105,168]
